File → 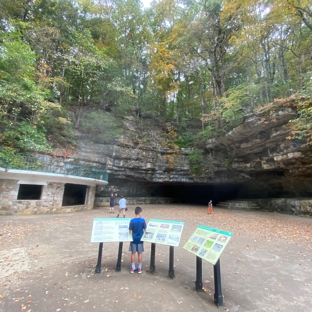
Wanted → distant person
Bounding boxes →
[109,193,117,213]
[208,200,213,214]
[116,195,127,218]
[129,206,147,274]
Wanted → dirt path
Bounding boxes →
[0,205,311,312]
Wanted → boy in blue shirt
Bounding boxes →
[129,206,147,274]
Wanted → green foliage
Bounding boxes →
[80,110,123,142]
[188,149,204,176]
[221,84,249,126]
[196,126,214,140]
[193,126,215,148]
[108,78,137,115]
[0,147,26,168]
[288,98,312,145]
[39,103,76,147]
[1,0,312,156]
[0,31,35,81]
[0,30,47,120]
[0,146,43,170]
[174,134,192,148]
[1,121,51,153]
[300,73,312,98]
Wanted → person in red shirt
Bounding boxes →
[208,200,213,214]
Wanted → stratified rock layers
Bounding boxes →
[74,101,312,199]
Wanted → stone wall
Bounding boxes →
[0,179,95,215]
[256,198,312,216]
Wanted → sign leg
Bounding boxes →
[150,243,156,273]
[195,256,203,291]
[214,259,223,307]
[168,246,175,279]
[95,242,103,274]
[115,242,124,272]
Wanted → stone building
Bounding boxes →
[0,167,108,215]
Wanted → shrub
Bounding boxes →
[188,149,204,176]
[1,121,51,152]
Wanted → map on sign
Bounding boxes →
[141,219,184,247]
[183,225,233,265]
[91,218,132,243]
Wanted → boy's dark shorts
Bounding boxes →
[129,242,144,253]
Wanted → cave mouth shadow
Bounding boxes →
[101,176,312,205]
[145,183,240,205]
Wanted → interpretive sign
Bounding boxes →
[91,218,132,243]
[183,225,233,265]
[141,219,184,247]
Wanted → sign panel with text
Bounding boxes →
[91,218,132,243]
[141,219,184,247]
[183,225,233,265]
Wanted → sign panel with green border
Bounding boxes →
[183,225,233,265]
[141,219,184,247]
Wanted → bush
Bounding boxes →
[188,149,204,176]
[1,121,51,152]
[0,147,26,168]
[174,134,192,148]
[39,103,76,147]
[0,146,42,169]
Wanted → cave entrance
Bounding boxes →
[62,184,88,206]
[107,180,241,205]
[151,183,240,205]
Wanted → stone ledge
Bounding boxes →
[256,198,312,216]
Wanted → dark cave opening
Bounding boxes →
[104,173,312,206]
[149,183,240,205]
[105,179,242,205]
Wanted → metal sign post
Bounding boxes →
[214,259,223,307]
[195,256,203,291]
[168,246,175,279]
[115,242,124,272]
[149,243,156,273]
[95,242,103,273]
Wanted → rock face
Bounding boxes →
[256,198,312,216]
[203,106,312,198]
[72,100,312,204]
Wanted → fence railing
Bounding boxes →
[0,152,109,182]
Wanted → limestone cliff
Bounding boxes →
[69,99,311,199]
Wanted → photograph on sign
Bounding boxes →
[141,219,184,247]
[91,218,132,243]
[183,225,233,265]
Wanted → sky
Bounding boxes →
[141,0,151,8]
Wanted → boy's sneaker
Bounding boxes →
[130,268,135,274]
[137,268,142,274]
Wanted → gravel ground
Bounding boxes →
[0,204,311,312]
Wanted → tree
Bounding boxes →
[0,30,45,121]
[186,0,236,105]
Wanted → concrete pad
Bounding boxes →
[0,205,311,312]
